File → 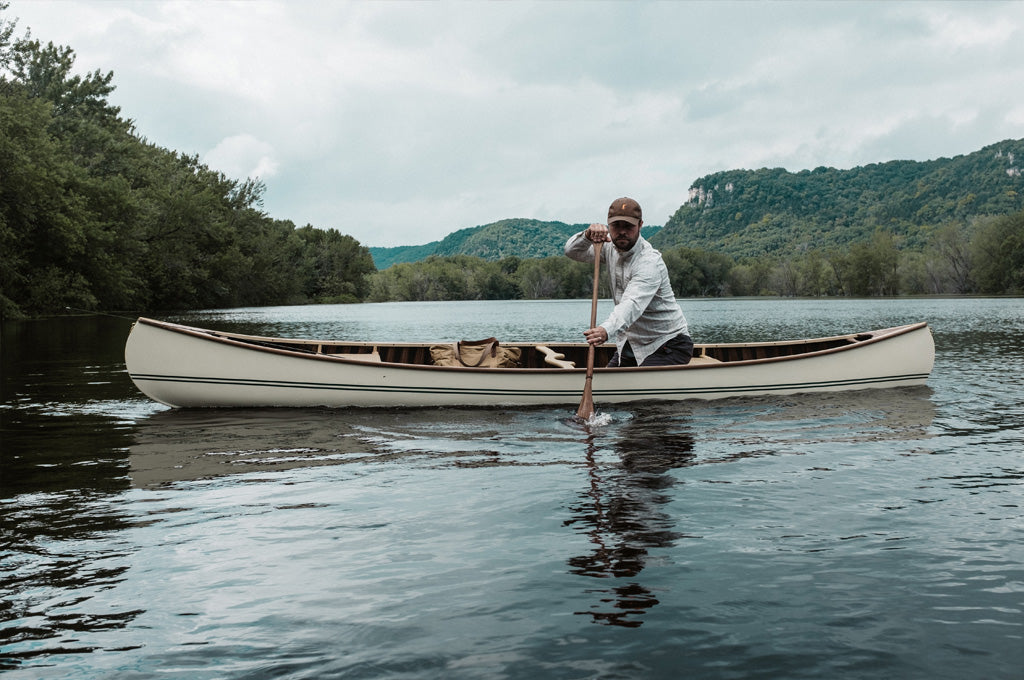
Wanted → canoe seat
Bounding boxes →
[536,345,575,369]
[332,351,381,362]
[689,348,721,365]
[689,355,721,365]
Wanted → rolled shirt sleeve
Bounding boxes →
[564,231,596,262]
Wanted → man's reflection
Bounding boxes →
[564,407,696,627]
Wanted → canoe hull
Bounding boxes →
[125,319,934,409]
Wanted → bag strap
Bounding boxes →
[455,338,499,367]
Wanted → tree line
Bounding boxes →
[366,211,1024,301]
[0,8,374,319]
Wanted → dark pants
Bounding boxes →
[607,334,694,367]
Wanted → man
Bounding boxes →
[564,197,693,367]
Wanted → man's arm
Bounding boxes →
[565,224,610,263]
[597,258,661,340]
[564,231,593,263]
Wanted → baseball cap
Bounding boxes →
[607,197,642,226]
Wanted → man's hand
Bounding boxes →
[585,223,610,243]
[584,326,608,345]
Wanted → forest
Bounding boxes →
[2,5,1023,320]
[0,7,374,319]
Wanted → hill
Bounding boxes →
[372,139,1024,269]
[370,219,662,269]
[650,138,1024,257]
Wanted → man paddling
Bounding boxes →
[565,197,693,367]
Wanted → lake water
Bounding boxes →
[2,297,1022,679]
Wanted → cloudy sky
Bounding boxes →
[6,1,1024,247]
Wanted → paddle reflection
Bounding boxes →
[565,407,696,628]
[564,387,936,627]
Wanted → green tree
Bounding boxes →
[469,259,520,300]
[0,86,99,314]
[517,257,565,299]
[845,230,902,296]
[726,257,774,296]
[796,249,829,296]
[925,222,974,293]
[663,247,733,297]
[296,225,376,303]
[971,211,1024,294]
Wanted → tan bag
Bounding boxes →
[430,337,521,368]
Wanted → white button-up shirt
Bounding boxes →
[565,232,689,366]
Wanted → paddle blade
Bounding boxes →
[576,376,594,420]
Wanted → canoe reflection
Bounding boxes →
[566,409,696,628]
[128,408,381,487]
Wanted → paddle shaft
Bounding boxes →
[576,240,603,420]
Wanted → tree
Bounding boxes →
[926,222,974,293]
[296,225,376,303]
[971,211,1024,294]
[796,249,829,296]
[0,86,98,314]
[844,230,902,296]
[726,257,775,296]
[663,247,733,297]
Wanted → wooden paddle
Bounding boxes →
[576,240,603,421]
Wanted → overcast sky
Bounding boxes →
[6,1,1024,247]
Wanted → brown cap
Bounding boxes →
[608,197,642,226]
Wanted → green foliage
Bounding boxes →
[294,225,376,303]
[654,143,1024,258]
[971,212,1024,294]
[662,247,734,297]
[368,241,442,271]
[727,258,776,296]
[276,205,1024,303]
[844,231,902,296]
[367,255,524,302]
[0,16,375,318]
[515,256,596,299]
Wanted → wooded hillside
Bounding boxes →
[652,140,1024,256]
[365,144,1024,298]
[370,219,662,269]
[372,140,1023,267]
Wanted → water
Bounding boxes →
[2,298,1022,679]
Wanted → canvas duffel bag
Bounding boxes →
[430,337,521,368]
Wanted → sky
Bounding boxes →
[5,1,1024,248]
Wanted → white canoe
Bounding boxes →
[123,319,933,409]
[124,318,934,409]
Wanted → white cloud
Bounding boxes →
[1008,106,1024,127]
[204,134,279,181]
[918,6,1018,50]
